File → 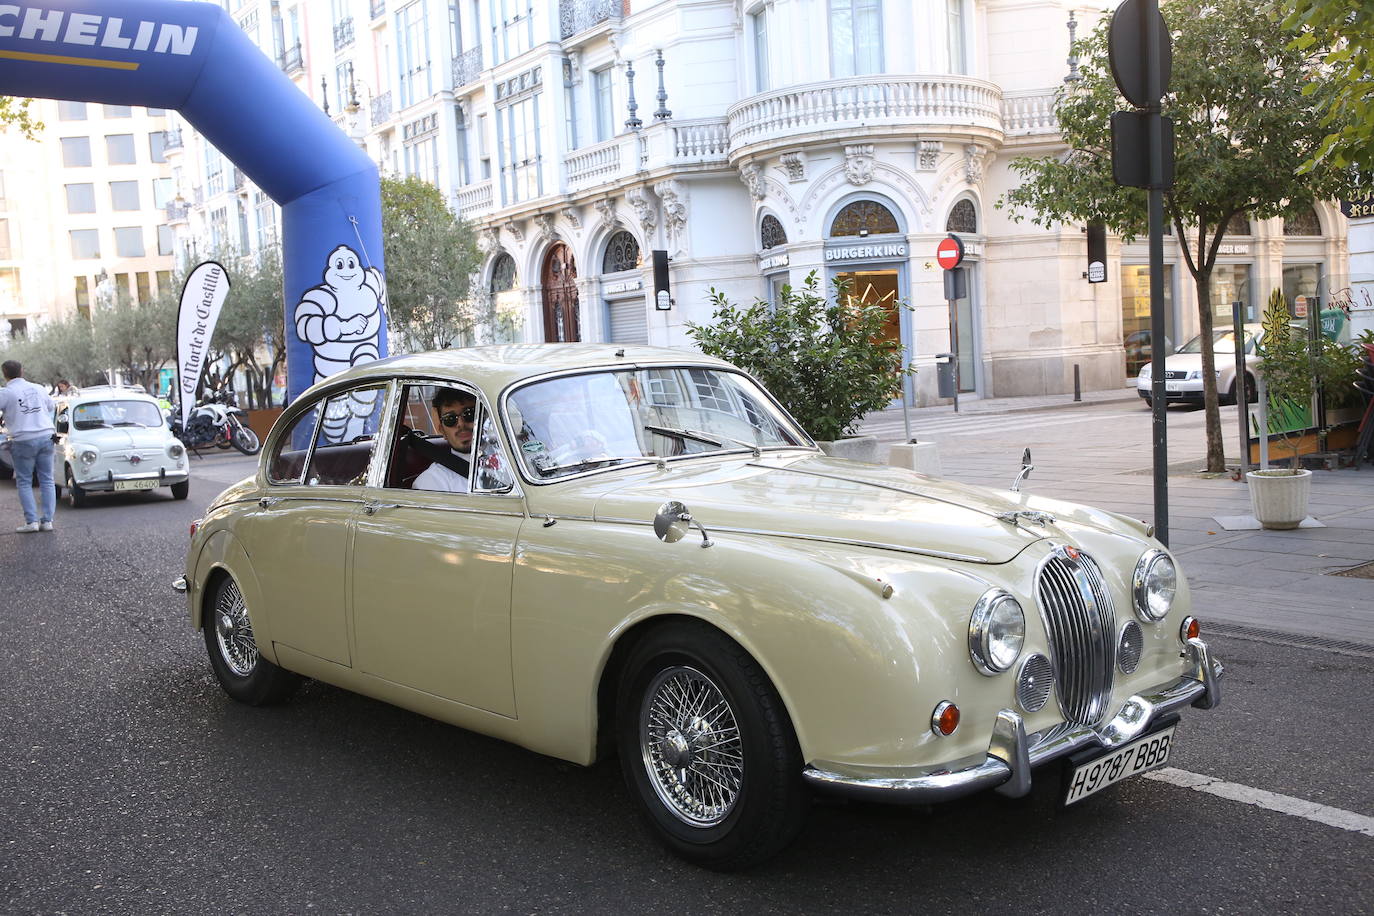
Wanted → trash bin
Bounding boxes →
[935,353,956,398]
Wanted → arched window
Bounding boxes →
[1283,207,1321,236]
[490,253,517,293]
[602,231,641,273]
[761,214,787,250]
[1224,212,1251,236]
[829,199,900,237]
[945,200,977,234]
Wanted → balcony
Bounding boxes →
[165,201,189,223]
[562,120,730,196]
[333,17,354,51]
[163,128,183,152]
[452,45,483,89]
[278,41,303,75]
[232,168,246,192]
[1001,88,1060,141]
[370,91,393,127]
[559,0,621,41]
[370,0,386,20]
[725,75,1003,163]
[454,181,494,219]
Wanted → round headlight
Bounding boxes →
[168,442,185,459]
[1133,549,1176,621]
[79,448,99,466]
[969,589,1025,676]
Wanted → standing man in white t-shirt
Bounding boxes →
[412,388,476,493]
[0,360,57,532]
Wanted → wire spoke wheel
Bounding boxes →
[639,665,744,827]
[213,578,259,677]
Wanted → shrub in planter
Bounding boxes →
[686,272,912,444]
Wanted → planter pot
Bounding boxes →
[816,435,880,463]
[1246,468,1312,530]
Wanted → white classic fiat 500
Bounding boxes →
[178,345,1221,869]
[54,386,189,506]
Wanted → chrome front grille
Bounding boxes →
[1036,548,1117,725]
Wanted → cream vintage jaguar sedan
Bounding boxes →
[178,344,1221,869]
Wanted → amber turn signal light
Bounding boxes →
[1180,616,1200,642]
[931,701,960,736]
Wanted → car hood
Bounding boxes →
[71,426,173,451]
[591,453,1054,564]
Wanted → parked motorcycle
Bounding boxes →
[170,387,261,455]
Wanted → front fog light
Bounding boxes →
[969,588,1025,675]
[1133,549,1176,621]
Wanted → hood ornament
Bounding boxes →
[1010,448,1034,492]
[998,509,1057,530]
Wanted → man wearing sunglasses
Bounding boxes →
[412,388,477,492]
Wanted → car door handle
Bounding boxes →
[258,496,281,509]
[363,502,399,515]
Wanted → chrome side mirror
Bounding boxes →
[1010,448,1034,492]
[653,500,713,548]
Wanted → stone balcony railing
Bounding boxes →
[1001,88,1060,138]
[452,45,483,88]
[454,180,494,218]
[725,75,1003,160]
[562,119,731,195]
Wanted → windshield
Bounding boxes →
[505,366,809,480]
[72,400,165,430]
[1177,328,1257,355]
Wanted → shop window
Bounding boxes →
[1283,207,1321,236]
[761,215,787,250]
[1120,264,1176,377]
[490,253,517,293]
[829,200,899,237]
[946,200,977,234]
[602,231,641,273]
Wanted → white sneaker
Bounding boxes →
[15,522,39,533]
[39,521,53,531]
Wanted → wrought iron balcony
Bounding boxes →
[333,17,354,51]
[163,128,183,151]
[370,91,393,127]
[278,41,303,75]
[370,0,386,19]
[559,0,621,40]
[165,201,189,223]
[452,45,482,88]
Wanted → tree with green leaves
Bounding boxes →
[0,314,100,388]
[0,96,41,139]
[380,175,482,352]
[1284,0,1374,174]
[211,245,286,409]
[92,286,177,393]
[999,0,1355,472]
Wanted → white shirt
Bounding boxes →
[0,378,55,441]
[412,450,471,493]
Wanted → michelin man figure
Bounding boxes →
[294,245,386,442]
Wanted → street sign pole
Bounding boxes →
[1143,0,1169,546]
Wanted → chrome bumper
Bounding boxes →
[803,638,1222,804]
[74,468,188,492]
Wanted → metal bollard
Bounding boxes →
[1073,364,1081,401]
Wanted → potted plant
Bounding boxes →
[1248,288,1313,529]
[687,272,911,461]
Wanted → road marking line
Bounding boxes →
[1145,767,1374,837]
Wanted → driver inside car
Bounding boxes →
[412,388,476,492]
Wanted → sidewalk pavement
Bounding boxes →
[857,387,1374,649]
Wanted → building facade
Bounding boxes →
[160,0,1351,403]
[0,100,176,341]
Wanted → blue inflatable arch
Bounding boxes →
[0,0,386,403]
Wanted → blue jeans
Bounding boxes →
[10,436,56,524]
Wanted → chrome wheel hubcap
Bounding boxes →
[214,579,259,677]
[640,665,743,827]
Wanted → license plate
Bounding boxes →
[1063,724,1176,806]
[1164,381,1184,391]
[114,479,158,491]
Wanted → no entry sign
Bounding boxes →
[936,235,964,269]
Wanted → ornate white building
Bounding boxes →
[159,0,1350,403]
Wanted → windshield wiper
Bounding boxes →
[114,421,150,428]
[534,455,665,477]
[645,424,761,458]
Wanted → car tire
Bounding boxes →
[203,574,301,706]
[616,621,808,871]
[1141,395,1153,408]
[171,480,190,500]
[65,467,87,508]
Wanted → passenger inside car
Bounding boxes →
[411,387,476,493]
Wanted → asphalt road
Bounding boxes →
[2,448,1371,915]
